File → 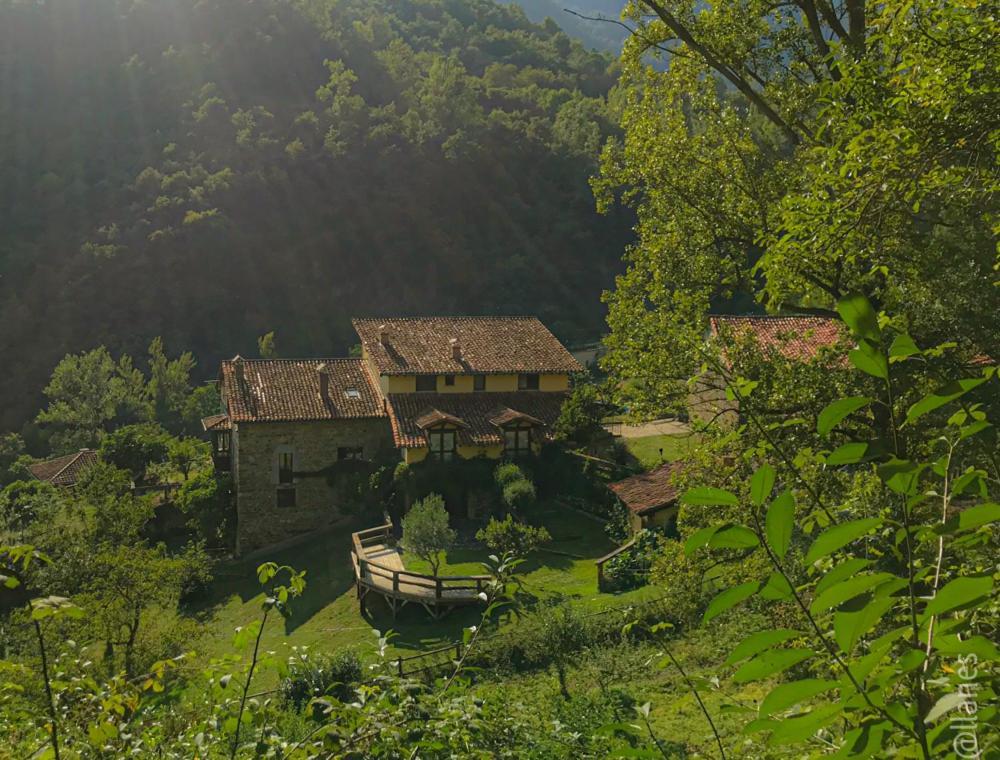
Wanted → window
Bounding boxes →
[278,451,294,484]
[427,428,456,461]
[473,374,486,392]
[518,373,540,390]
[215,431,231,454]
[276,488,297,508]
[338,446,364,461]
[444,374,455,387]
[344,388,361,400]
[416,375,437,392]
[503,425,532,456]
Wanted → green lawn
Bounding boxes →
[190,504,655,678]
[623,433,697,469]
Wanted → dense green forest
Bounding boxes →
[501,0,629,51]
[0,0,630,433]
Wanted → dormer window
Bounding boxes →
[427,428,456,461]
[518,373,540,390]
[416,375,437,392]
[503,423,533,457]
[344,388,361,399]
[473,374,486,391]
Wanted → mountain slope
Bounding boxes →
[0,0,631,431]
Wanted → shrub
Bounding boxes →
[602,529,665,592]
[476,514,550,557]
[175,471,234,547]
[280,650,362,709]
[493,461,526,488]
[501,477,536,513]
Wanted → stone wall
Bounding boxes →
[233,418,393,554]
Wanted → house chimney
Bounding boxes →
[378,324,389,346]
[233,355,245,383]
[450,338,462,361]
[317,362,330,402]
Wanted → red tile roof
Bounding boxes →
[28,449,99,487]
[353,317,582,376]
[385,391,568,448]
[200,413,231,432]
[708,315,848,362]
[221,357,386,423]
[609,462,682,516]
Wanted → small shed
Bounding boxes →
[27,449,99,488]
[608,462,682,534]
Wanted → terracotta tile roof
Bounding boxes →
[708,315,848,362]
[220,357,386,423]
[385,391,568,448]
[201,413,231,432]
[609,462,682,516]
[353,317,582,376]
[28,449,99,487]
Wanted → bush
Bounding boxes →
[280,650,362,709]
[602,529,665,592]
[501,477,536,513]
[175,471,234,548]
[493,462,526,488]
[476,514,550,557]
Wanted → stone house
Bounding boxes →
[207,317,581,554]
[608,462,682,535]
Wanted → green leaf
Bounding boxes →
[817,396,871,436]
[958,502,1000,531]
[750,464,776,506]
[726,629,801,666]
[759,571,794,600]
[704,581,760,623]
[924,576,993,617]
[733,648,814,684]
[810,573,901,615]
[708,525,760,550]
[849,341,888,380]
[837,293,880,342]
[805,518,881,564]
[680,487,739,506]
[906,377,989,425]
[759,679,838,718]
[877,458,925,495]
[768,703,843,746]
[933,635,1000,662]
[683,525,721,556]
[765,491,795,560]
[888,333,921,361]
[925,692,967,724]
[825,441,870,465]
[834,597,895,653]
[815,558,873,595]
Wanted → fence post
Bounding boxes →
[597,561,605,592]
[393,571,399,594]
[436,577,442,600]
[397,657,403,677]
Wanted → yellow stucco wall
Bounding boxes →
[379,372,569,394]
[403,444,505,464]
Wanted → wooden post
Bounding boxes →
[597,561,605,592]
[397,657,403,677]
[393,571,399,595]
[436,577,442,601]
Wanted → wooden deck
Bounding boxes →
[351,523,491,619]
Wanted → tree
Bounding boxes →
[98,423,170,483]
[176,471,234,546]
[553,381,613,450]
[596,0,998,420]
[182,384,222,435]
[0,433,28,487]
[0,480,62,534]
[167,437,210,480]
[400,493,455,576]
[35,348,148,453]
[257,331,278,359]
[147,338,195,431]
[476,514,550,558]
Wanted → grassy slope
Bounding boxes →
[191,504,656,677]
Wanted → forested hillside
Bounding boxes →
[0,0,630,433]
[502,1,629,51]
